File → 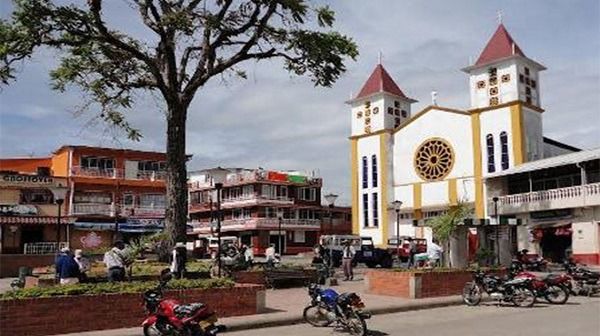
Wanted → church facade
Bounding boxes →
[348,23,599,264]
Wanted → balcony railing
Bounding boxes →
[492,182,600,215]
[71,166,166,181]
[24,242,69,254]
[189,194,295,211]
[71,203,115,216]
[124,206,166,217]
[189,218,321,232]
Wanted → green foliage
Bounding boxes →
[427,201,473,243]
[0,278,234,301]
[474,247,495,266]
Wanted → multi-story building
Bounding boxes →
[187,168,351,255]
[0,145,168,253]
[347,22,600,264]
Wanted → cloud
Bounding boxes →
[1,0,599,205]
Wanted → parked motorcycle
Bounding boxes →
[515,249,548,272]
[462,270,536,307]
[142,269,226,336]
[509,260,571,304]
[563,259,600,296]
[303,284,371,336]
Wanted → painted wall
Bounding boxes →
[356,135,383,244]
[0,158,52,174]
[350,94,412,137]
[572,222,599,254]
[523,108,544,162]
[479,106,513,176]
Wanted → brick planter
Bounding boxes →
[366,269,505,299]
[0,284,265,336]
[233,269,317,286]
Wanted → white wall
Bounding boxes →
[479,106,513,176]
[523,108,543,162]
[572,222,600,254]
[468,59,519,109]
[357,135,383,244]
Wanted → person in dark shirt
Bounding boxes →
[55,248,81,285]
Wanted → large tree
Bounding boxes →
[0,0,358,244]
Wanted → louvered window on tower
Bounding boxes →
[371,155,378,188]
[372,193,379,227]
[362,193,369,228]
[486,134,496,173]
[362,156,368,188]
[500,131,510,170]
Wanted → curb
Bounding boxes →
[224,297,464,332]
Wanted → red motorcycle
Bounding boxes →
[512,262,571,304]
[142,270,226,336]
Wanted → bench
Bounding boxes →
[263,268,316,289]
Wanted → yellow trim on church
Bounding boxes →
[448,178,458,206]
[379,133,389,247]
[470,112,485,218]
[350,139,359,235]
[413,183,422,220]
[510,103,525,165]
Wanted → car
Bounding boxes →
[320,235,393,268]
[386,236,427,263]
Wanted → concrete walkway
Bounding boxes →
[57,273,463,336]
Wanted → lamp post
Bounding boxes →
[492,196,500,266]
[391,200,403,263]
[278,216,283,256]
[49,185,68,254]
[324,193,338,269]
[208,167,229,277]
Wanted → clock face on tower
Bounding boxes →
[414,138,455,181]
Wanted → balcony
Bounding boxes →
[71,203,115,216]
[492,182,600,215]
[135,171,167,181]
[189,195,294,212]
[71,166,122,179]
[123,206,166,217]
[189,218,321,233]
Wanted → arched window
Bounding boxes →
[371,155,378,188]
[362,156,368,188]
[500,132,509,170]
[486,134,495,173]
[362,193,369,227]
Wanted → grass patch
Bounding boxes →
[1,277,234,301]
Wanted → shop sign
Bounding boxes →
[126,218,165,227]
[80,231,103,248]
[0,204,38,215]
[1,174,61,186]
[530,209,573,222]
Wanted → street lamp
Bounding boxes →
[391,200,403,263]
[324,193,338,268]
[492,196,500,266]
[207,167,229,277]
[49,185,68,254]
[278,216,283,256]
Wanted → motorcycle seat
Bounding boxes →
[174,303,205,317]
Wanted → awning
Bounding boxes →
[118,224,163,233]
[74,222,116,231]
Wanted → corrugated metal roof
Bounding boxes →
[486,147,600,178]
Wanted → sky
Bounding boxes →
[0,0,599,205]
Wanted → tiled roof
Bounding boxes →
[355,64,409,100]
[475,24,525,66]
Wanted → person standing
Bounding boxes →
[427,239,443,268]
[265,244,276,267]
[407,237,417,268]
[170,242,188,279]
[55,248,81,285]
[342,240,356,281]
[103,241,126,282]
[74,249,91,282]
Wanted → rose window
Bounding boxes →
[414,138,455,181]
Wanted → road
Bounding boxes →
[225,296,600,336]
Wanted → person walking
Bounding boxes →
[265,244,276,268]
[342,240,356,281]
[74,249,91,282]
[103,241,126,282]
[170,242,188,279]
[55,248,81,285]
[427,239,443,268]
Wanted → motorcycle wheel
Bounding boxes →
[462,282,482,306]
[303,304,332,327]
[544,285,569,304]
[143,322,181,336]
[346,311,367,336]
[512,288,536,308]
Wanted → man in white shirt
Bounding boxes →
[265,244,276,267]
[427,239,444,268]
[103,241,126,282]
[342,240,356,281]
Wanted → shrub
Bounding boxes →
[0,278,234,301]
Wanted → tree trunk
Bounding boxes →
[165,103,189,246]
[449,226,469,269]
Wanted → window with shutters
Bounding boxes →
[486,134,496,173]
[371,155,378,188]
[500,131,509,170]
[362,194,369,228]
[362,156,368,188]
[372,193,379,227]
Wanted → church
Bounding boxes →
[348,23,600,265]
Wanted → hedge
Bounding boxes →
[0,278,234,301]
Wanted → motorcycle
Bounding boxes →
[563,259,600,296]
[510,260,571,304]
[142,269,226,336]
[462,270,536,307]
[303,283,371,336]
[515,249,548,272]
